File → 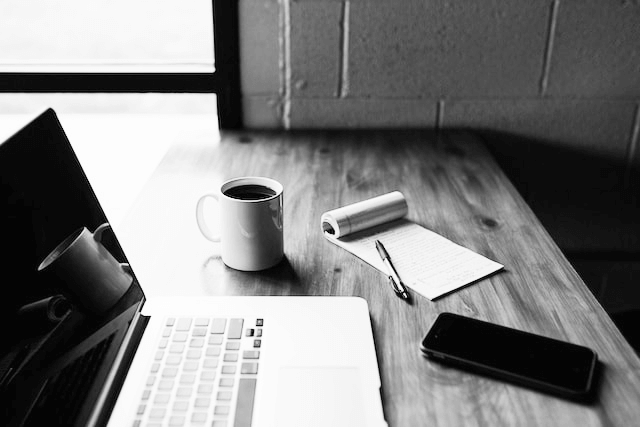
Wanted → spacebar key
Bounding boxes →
[234,378,257,427]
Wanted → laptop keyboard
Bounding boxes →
[134,317,263,427]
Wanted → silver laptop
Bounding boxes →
[0,109,387,427]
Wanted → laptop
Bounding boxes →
[0,109,387,427]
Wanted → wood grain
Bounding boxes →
[119,129,640,426]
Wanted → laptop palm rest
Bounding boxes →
[276,367,364,427]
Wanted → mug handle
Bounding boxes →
[93,223,111,242]
[196,194,221,242]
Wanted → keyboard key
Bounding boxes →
[191,412,208,423]
[176,387,193,398]
[246,328,254,337]
[155,351,164,361]
[208,335,223,345]
[223,353,238,362]
[179,373,196,384]
[166,355,182,365]
[192,328,207,337]
[173,401,189,411]
[187,349,202,359]
[169,343,185,353]
[150,363,160,373]
[241,363,258,374]
[149,407,166,419]
[183,361,199,371]
[203,358,219,369]
[197,384,214,395]
[176,318,192,331]
[165,318,175,326]
[190,338,205,348]
[158,339,168,349]
[212,421,227,427]
[195,318,209,326]
[253,340,261,348]
[221,365,236,375]
[219,378,234,388]
[228,319,244,339]
[141,390,151,400]
[194,397,211,407]
[255,329,262,337]
[154,393,171,404]
[206,347,221,357]
[162,327,172,337]
[217,391,232,401]
[234,378,257,427]
[200,371,216,382]
[211,318,227,334]
[168,415,185,426]
[172,332,188,342]
[256,319,263,327]
[146,376,156,387]
[133,420,141,427]
[158,379,175,390]
[225,342,240,351]
[243,351,260,359]
[137,404,146,415]
[162,367,178,378]
[214,406,230,415]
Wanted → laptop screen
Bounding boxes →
[0,109,145,426]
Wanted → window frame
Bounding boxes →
[0,0,241,129]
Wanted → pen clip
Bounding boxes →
[388,276,401,293]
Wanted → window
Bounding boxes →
[0,0,241,128]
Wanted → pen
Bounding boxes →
[375,239,409,300]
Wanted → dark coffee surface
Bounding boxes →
[224,184,276,200]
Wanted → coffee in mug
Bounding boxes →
[223,184,277,200]
[196,177,284,271]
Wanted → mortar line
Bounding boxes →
[539,0,559,96]
[338,1,350,98]
[282,0,292,128]
[624,103,640,187]
[436,100,444,133]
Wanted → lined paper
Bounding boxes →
[321,193,503,300]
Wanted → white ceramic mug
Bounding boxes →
[196,176,284,271]
[38,223,133,315]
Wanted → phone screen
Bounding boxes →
[421,313,598,397]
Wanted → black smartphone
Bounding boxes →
[420,312,598,400]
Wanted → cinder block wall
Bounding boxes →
[239,0,640,311]
[240,0,639,132]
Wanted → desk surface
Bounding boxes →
[119,129,640,426]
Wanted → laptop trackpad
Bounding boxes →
[276,367,364,427]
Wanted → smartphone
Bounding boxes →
[420,312,598,400]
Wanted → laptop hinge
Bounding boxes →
[87,302,149,427]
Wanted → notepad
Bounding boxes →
[320,191,503,300]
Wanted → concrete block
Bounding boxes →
[242,96,284,129]
[548,0,640,97]
[290,1,343,97]
[348,0,550,97]
[239,0,281,95]
[288,98,437,128]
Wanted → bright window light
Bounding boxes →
[0,1,214,73]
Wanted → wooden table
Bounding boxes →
[118,129,640,426]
